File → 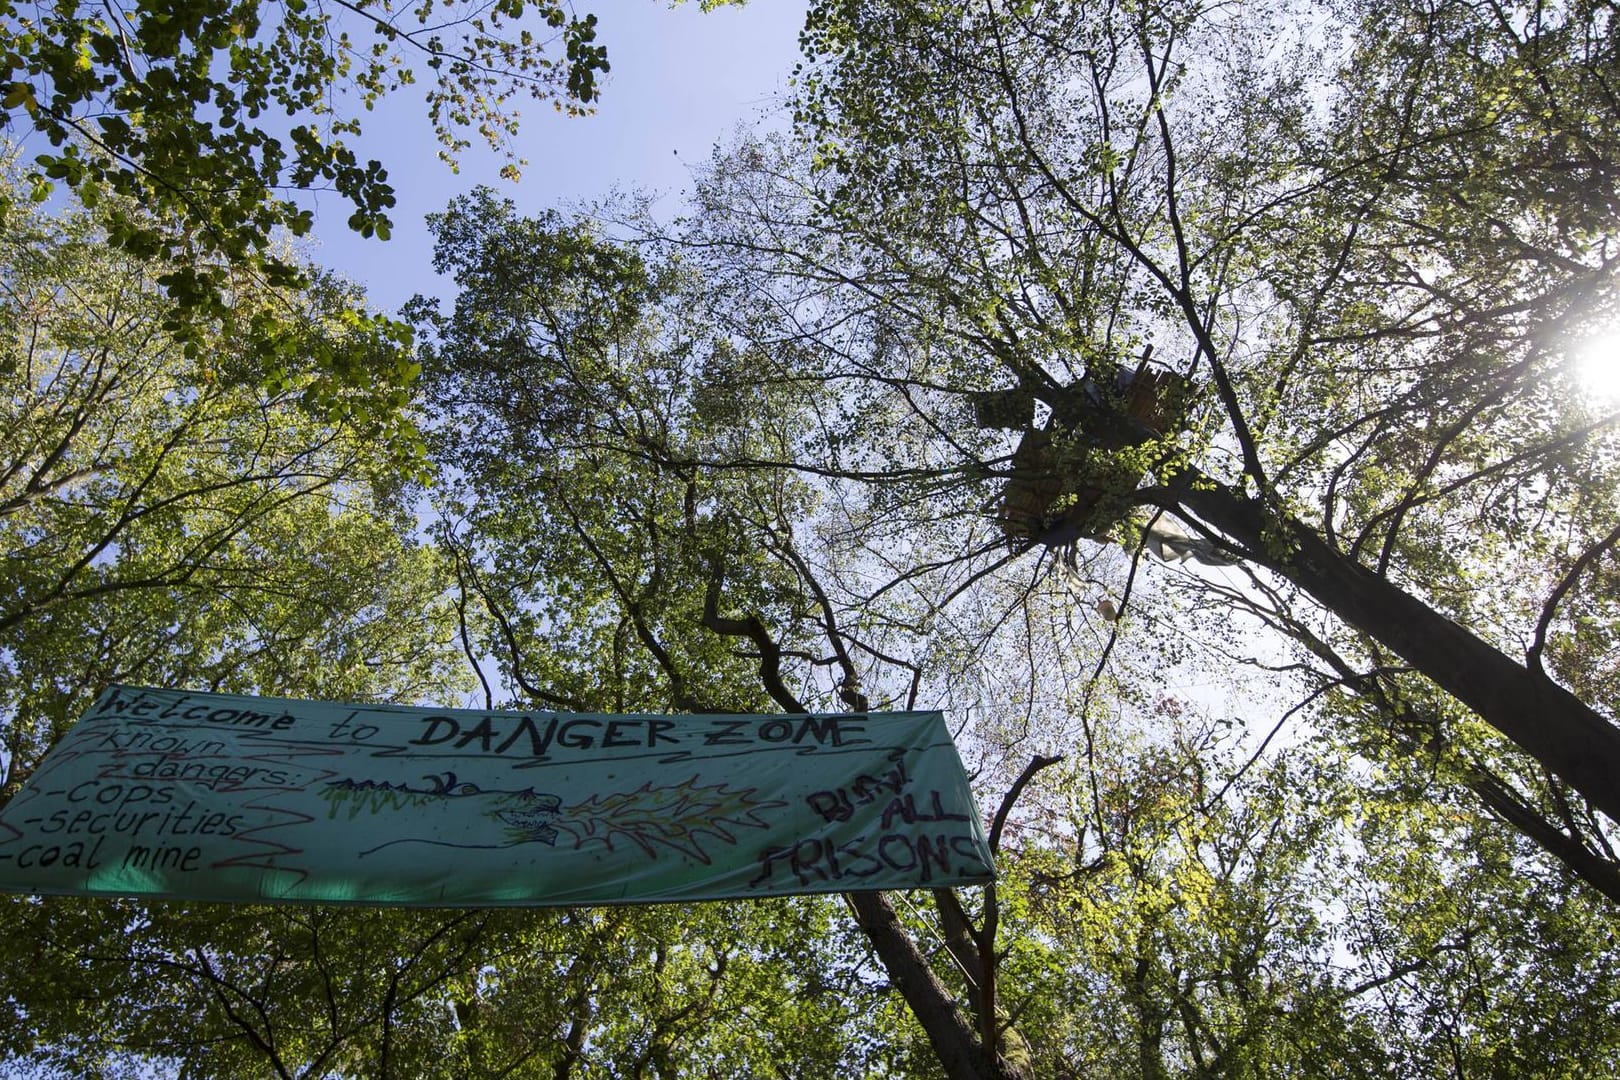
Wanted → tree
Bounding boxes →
[411,188,1054,1080]
[3,895,883,1078]
[0,169,894,1080]
[531,0,1619,1069]
[0,168,463,786]
[0,172,441,1075]
[408,170,1620,1076]
[670,0,1620,878]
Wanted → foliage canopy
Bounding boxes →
[0,0,614,340]
[5,0,1620,1076]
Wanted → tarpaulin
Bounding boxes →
[0,686,994,905]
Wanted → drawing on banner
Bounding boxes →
[322,772,787,863]
[0,685,996,906]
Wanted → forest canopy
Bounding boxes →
[4,0,1620,1076]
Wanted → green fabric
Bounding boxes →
[0,687,994,905]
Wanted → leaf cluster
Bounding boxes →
[0,0,610,320]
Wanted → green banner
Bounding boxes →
[0,687,994,905]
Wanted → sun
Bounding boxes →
[1574,328,1620,402]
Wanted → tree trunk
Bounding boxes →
[845,891,1032,1080]
[1162,472,1620,826]
[1466,772,1620,903]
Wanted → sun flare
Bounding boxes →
[1575,329,1620,401]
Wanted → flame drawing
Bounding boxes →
[555,777,787,864]
[322,773,785,864]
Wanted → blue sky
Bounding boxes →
[303,0,809,314]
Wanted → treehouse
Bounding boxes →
[990,360,1190,546]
